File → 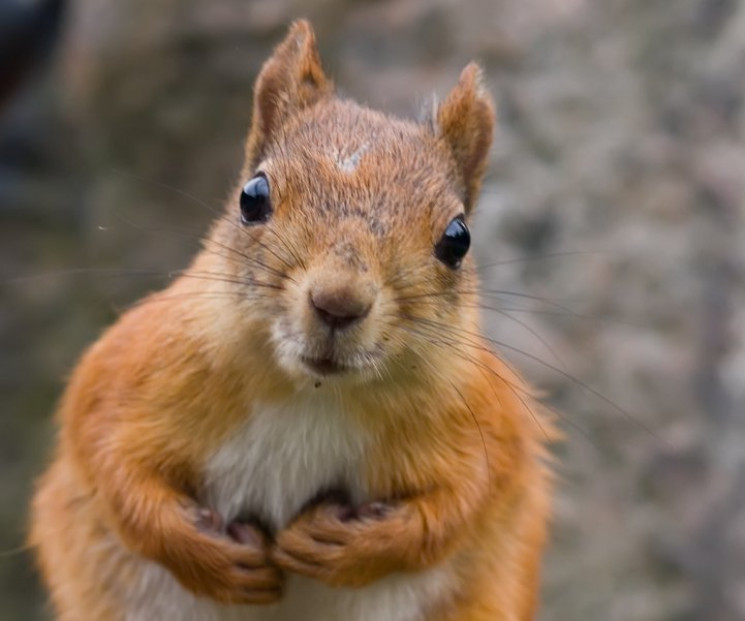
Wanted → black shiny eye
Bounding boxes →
[434,215,470,269]
[239,173,272,225]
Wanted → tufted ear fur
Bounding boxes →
[436,63,496,212]
[245,20,333,167]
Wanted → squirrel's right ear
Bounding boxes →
[245,20,332,166]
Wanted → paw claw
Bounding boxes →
[332,504,358,522]
[357,501,393,519]
[195,507,223,533]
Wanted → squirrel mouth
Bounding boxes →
[301,356,348,376]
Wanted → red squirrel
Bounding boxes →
[30,20,555,621]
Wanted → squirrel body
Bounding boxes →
[30,21,554,621]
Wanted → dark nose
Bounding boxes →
[310,288,372,330]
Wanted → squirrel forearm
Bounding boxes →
[63,405,197,562]
[401,484,486,570]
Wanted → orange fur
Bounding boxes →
[30,20,555,621]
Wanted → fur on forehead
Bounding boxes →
[269,100,456,184]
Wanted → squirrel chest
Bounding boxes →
[127,398,455,621]
[202,397,367,529]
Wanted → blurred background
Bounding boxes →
[2,0,744,619]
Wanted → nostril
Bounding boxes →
[310,289,372,330]
[314,307,361,330]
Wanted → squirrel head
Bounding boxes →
[208,20,496,390]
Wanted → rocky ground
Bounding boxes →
[2,1,744,619]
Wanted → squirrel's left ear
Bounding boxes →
[246,20,332,166]
[436,63,496,212]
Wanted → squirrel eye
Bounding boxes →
[435,215,470,269]
[239,173,272,225]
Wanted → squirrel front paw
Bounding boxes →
[159,506,284,605]
[271,499,410,588]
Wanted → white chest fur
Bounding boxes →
[203,396,367,528]
[125,396,454,621]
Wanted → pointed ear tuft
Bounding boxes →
[436,63,496,211]
[246,20,332,166]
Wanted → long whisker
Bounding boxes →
[396,296,565,366]
[0,266,285,291]
[111,211,292,282]
[395,289,640,328]
[1,267,169,286]
[396,320,598,445]
[402,313,662,442]
[476,250,606,271]
[449,380,491,488]
[396,321,552,441]
[396,288,582,318]
[175,271,284,291]
[473,305,639,327]
[130,288,281,312]
[109,169,300,275]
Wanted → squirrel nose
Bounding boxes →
[310,287,372,330]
